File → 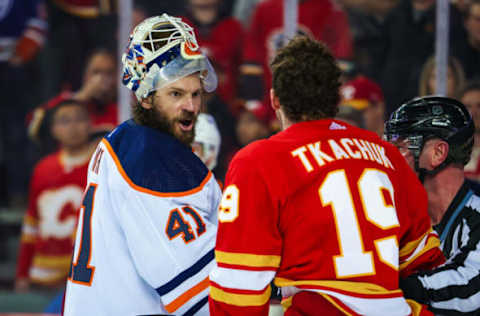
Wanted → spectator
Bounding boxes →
[452,0,480,80]
[336,104,366,128]
[385,96,480,315]
[132,3,149,29]
[340,75,386,136]
[340,0,399,82]
[72,48,118,134]
[418,55,466,98]
[15,99,96,292]
[238,0,353,126]
[135,0,186,16]
[0,0,47,208]
[232,0,262,26]
[461,81,480,180]
[29,48,118,155]
[235,110,270,147]
[380,0,465,114]
[183,0,245,113]
[452,0,473,12]
[38,0,116,99]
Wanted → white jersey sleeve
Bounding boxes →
[109,164,219,314]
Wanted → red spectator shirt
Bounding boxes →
[38,91,118,136]
[182,16,244,110]
[16,148,91,285]
[242,0,353,121]
[209,119,444,315]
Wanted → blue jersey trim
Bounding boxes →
[440,189,474,242]
[156,249,214,296]
[182,296,208,316]
[105,120,209,194]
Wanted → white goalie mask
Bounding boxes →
[193,113,221,170]
[122,14,218,100]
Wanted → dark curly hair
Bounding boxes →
[270,36,341,122]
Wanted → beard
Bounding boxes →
[139,106,196,146]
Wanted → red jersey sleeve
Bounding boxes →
[16,163,42,279]
[209,144,281,316]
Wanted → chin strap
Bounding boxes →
[414,151,451,184]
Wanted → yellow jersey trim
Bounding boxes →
[210,284,271,307]
[274,277,402,296]
[33,254,72,269]
[399,228,433,257]
[215,250,281,268]
[400,234,440,270]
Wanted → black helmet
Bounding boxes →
[384,96,474,178]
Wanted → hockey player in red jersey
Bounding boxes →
[209,37,445,316]
[16,99,96,291]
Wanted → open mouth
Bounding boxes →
[178,119,194,131]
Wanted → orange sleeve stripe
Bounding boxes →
[209,283,271,307]
[399,234,441,271]
[399,228,435,258]
[164,276,210,313]
[215,250,281,268]
[102,138,212,197]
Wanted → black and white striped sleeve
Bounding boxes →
[401,206,480,315]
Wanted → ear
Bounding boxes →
[270,88,280,111]
[140,95,153,110]
[431,139,449,168]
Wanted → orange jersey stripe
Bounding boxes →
[164,276,210,313]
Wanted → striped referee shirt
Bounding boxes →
[400,180,480,315]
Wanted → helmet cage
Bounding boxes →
[122,14,217,100]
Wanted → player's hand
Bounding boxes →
[14,278,30,293]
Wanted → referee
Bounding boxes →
[385,96,480,315]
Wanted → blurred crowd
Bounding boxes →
[0,0,480,312]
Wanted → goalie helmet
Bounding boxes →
[193,113,221,170]
[122,14,217,100]
[384,96,474,179]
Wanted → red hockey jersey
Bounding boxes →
[16,149,91,285]
[209,119,445,315]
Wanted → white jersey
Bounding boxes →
[64,120,221,316]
